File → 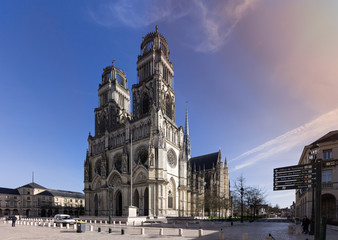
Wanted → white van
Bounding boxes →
[53,214,76,225]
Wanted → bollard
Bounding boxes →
[121,229,125,235]
[66,223,69,229]
[119,221,121,225]
[113,221,115,225]
[179,228,183,236]
[98,227,101,232]
[288,225,294,234]
[242,233,248,240]
[296,227,301,236]
[160,228,164,235]
[60,223,63,229]
[90,225,94,231]
[89,220,92,224]
[53,223,56,228]
[199,229,203,237]
[105,220,108,224]
[48,223,51,228]
[219,228,224,240]
[94,220,96,224]
[73,224,77,230]
[109,228,112,233]
[141,228,145,235]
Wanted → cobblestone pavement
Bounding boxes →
[1,220,337,240]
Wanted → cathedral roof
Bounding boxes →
[37,189,84,199]
[0,187,20,195]
[189,152,219,171]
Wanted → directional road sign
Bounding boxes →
[273,163,315,190]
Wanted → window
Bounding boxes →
[322,169,332,183]
[323,150,332,160]
[27,197,30,200]
[116,74,124,86]
[142,93,149,115]
[166,95,172,119]
[168,190,173,209]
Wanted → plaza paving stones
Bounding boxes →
[1,220,337,240]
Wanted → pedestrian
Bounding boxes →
[302,215,310,234]
[12,216,17,227]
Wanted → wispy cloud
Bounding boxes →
[194,0,258,52]
[87,0,258,52]
[230,108,338,171]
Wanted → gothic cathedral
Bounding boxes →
[84,27,231,218]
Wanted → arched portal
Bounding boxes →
[94,194,99,216]
[26,209,30,218]
[4,209,10,215]
[144,188,149,216]
[322,193,336,220]
[115,191,122,216]
[41,209,46,217]
[47,209,53,217]
[133,189,140,209]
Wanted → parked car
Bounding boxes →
[53,214,76,226]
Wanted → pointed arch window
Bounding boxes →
[166,95,172,119]
[142,93,149,115]
[168,190,173,209]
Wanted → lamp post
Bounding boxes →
[240,187,244,223]
[308,143,319,236]
[107,184,114,224]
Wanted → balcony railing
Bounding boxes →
[322,182,333,188]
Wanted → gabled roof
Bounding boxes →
[189,152,219,171]
[0,187,20,195]
[37,189,84,199]
[312,130,338,144]
[18,182,46,189]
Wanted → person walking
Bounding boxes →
[12,216,17,227]
[302,215,310,234]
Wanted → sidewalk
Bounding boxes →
[1,220,337,239]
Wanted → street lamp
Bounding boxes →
[107,184,114,224]
[308,143,319,236]
[240,187,244,223]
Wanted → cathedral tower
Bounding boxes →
[94,61,131,137]
[132,25,175,121]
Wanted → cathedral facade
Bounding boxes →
[84,27,230,218]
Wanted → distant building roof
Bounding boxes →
[0,187,20,195]
[312,130,338,144]
[37,189,84,199]
[18,182,46,189]
[189,152,219,171]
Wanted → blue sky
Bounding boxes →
[2,0,338,208]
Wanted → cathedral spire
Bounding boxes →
[183,102,191,161]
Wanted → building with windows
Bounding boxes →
[295,130,338,223]
[84,27,231,218]
[0,182,84,218]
